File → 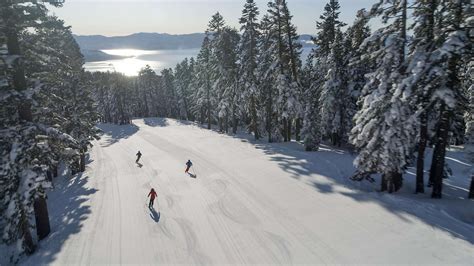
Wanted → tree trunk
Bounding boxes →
[46,170,52,182]
[232,110,237,134]
[331,132,337,146]
[431,106,451,199]
[71,158,79,176]
[287,118,291,142]
[393,172,403,192]
[416,111,428,193]
[21,211,35,254]
[251,96,259,140]
[267,112,272,143]
[207,82,211,130]
[80,152,86,172]
[266,84,273,143]
[53,164,58,178]
[295,118,301,141]
[428,140,439,187]
[381,174,387,192]
[34,197,50,240]
[224,115,229,133]
[283,118,288,142]
[469,175,474,199]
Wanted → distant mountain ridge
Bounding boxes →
[80,49,131,62]
[74,32,207,51]
[74,32,315,51]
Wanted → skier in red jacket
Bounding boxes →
[147,188,158,208]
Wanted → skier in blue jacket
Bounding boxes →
[185,159,193,173]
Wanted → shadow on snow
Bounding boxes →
[169,118,474,246]
[143,117,194,128]
[149,208,161,223]
[23,172,98,265]
[97,123,139,147]
[93,117,474,247]
[248,134,474,245]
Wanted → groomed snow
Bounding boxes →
[23,118,474,265]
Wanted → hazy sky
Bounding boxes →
[50,0,375,36]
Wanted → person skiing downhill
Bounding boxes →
[136,151,142,163]
[185,159,193,173]
[148,188,157,208]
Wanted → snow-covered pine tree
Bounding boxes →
[312,0,346,57]
[301,58,322,151]
[266,0,302,142]
[23,15,100,173]
[174,58,194,120]
[92,72,114,122]
[160,68,179,119]
[238,0,261,139]
[349,0,416,193]
[399,0,445,193]
[427,0,471,198]
[465,61,474,198]
[191,35,213,128]
[94,72,133,124]
[137,65,158,117]
[257,14,280,142]
[304,0,346,148]
[203,12,227,130]
[301,49,324,150]
[319,29,346,147]
[187,57,196,121]
[211,26,240,133]
[344,9,372,145]
[280,0,304,141]
[0,0,86,258]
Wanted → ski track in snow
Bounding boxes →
[23,118,474,265]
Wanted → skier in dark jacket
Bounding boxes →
[136,151,142,163]
[148,188,157,208]
[185,159,193,173]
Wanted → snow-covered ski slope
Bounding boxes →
[25,118,474,265]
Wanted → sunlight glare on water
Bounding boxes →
[109,57,162,77]
[84,48,200,77]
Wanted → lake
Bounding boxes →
[84,49,200,76]
[84,47,313,76]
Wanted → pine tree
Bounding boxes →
[350,0,415,193]
[312,0,345,57]
[304,0,346,148]
[239,0,261,139]
[0,0,92,257]
[160,68,179,118]
[319,30,346,146]
[191,36,213,128]
[137,65,157,117]
[174,58,194,120]
[344,9,372,145]
[465,62,474,198]
[212,27,240,133]
[257,14,280,142]
[24,15,100,173]
[402,0,443,193]
[266,0,302,142]
[280,0,303,141]
[428,0,471,198]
